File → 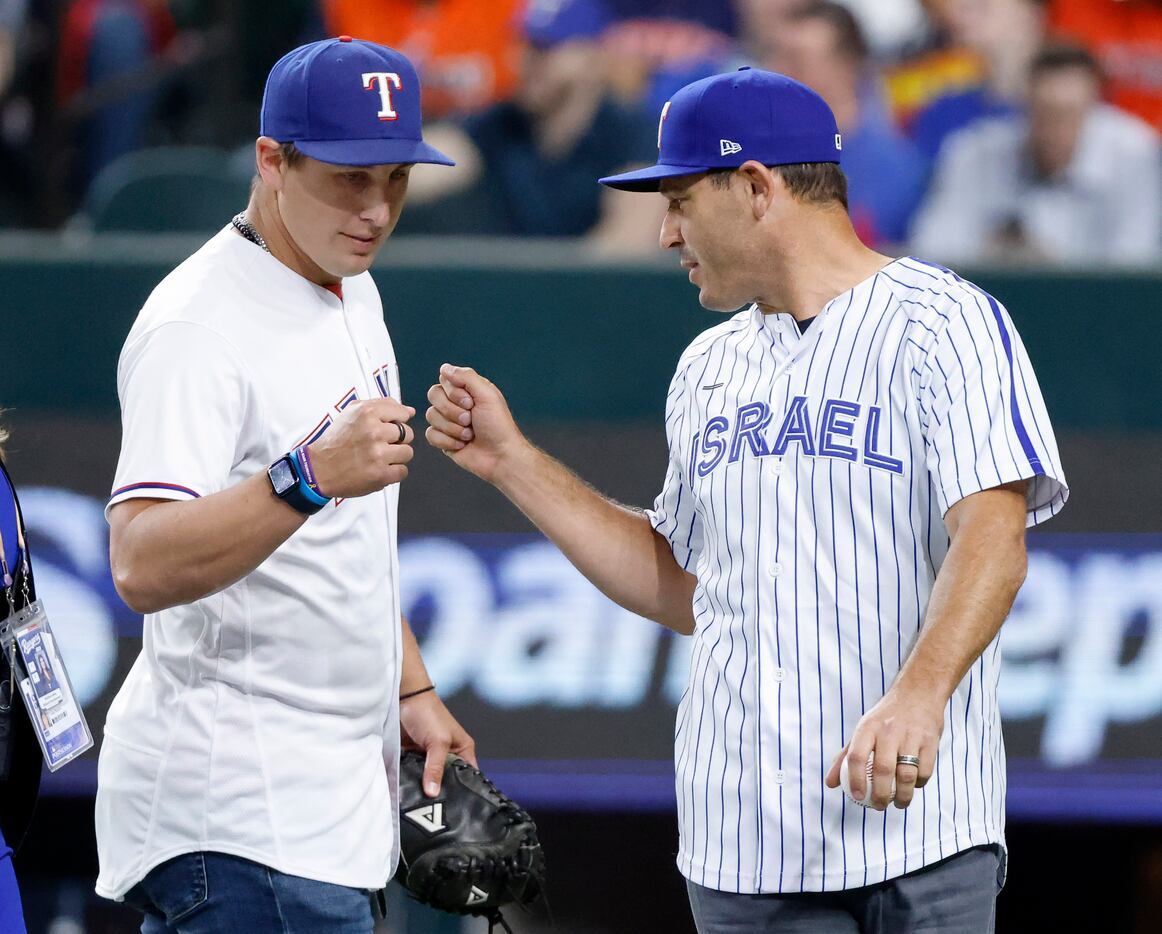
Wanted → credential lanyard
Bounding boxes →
[0,483,30,711]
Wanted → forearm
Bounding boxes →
[111,470,306,613]
[399,617,435,696]
[397,614,478,787]
[494,442,696,634]
[827,483,1030,807]
[893,506,1027,704]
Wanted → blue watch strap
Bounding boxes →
[269,453,329,515]
[286,451,329,508]
[296,472,330,508]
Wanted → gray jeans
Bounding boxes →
[687,845,1003,934]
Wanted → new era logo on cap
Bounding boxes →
[720,139,742,156]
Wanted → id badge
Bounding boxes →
[4,600,93,771]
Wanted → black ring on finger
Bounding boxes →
[392,421,407,444]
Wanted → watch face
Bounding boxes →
[269,457,297,496]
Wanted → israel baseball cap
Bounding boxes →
[260,36,454,167]
[599,67,841,191]
[522,0,611,48]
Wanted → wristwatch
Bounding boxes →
[267,453,329,516]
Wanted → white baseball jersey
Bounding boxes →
[648,256,1067,894]
[96,228,404,899]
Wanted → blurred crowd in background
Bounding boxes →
[0,0,1160,265]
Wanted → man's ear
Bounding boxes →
[255,137,287,192]
[736,160,778,219]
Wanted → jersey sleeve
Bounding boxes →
[645,366,703,571]
[108,321,255,517]
[919,289,1068,527]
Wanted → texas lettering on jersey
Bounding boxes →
[295,362,398,449]
[293,363,399,508]
[692,396,903,479]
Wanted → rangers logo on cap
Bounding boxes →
[362,71,403,121]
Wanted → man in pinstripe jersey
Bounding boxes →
[426,68,1068,932]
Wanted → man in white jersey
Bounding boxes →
[97,37,476,932]
[425,68,1067,932]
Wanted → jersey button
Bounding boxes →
[766,458,783,476]
[769,563,782,578]
[773,667,785,683]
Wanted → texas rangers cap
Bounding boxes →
[522,0,611,48]
[599,67,841,191]
[260,36,454,167]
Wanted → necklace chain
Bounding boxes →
[232,212,270,253]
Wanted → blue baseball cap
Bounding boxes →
[599,67,842,191]
[260,36,454,167]
[523,0,611,48]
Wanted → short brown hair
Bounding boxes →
[250,141,306,194]
[708,163,849,211]
[278,141,305,167]
[1030,42,1103,84]
[787,1,869,64]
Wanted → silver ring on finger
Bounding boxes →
[896,754,921,768]
[392,421,407,444]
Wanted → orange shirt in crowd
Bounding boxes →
[322,0,523,117]
[1050,0,1162,130]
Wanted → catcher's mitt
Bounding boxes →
[393,750,545,932]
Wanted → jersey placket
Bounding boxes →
[753,310,800,889]
[754,306,839,890]
[335,295,403,701]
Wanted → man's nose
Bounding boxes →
[659,211,682,250]
[363,195,392,229]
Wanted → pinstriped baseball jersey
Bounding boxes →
[647,256,1067,895]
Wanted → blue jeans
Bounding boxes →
[687,844,1003,933]
[123,852,376,933]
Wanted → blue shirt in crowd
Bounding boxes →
[909,87,1019,162]
[841,115,929,247]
